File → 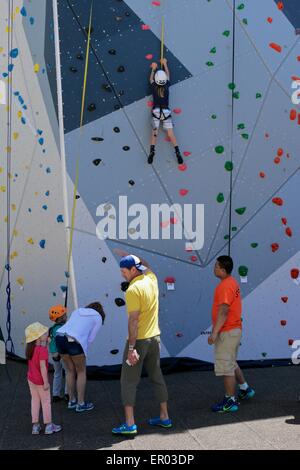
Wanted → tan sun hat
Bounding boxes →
[25,322,49,344]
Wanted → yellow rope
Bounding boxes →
[67,0,93,275]
[160,15,165,65]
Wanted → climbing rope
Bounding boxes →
[228,0,236,258]
[5,0,15,354]
[160,15,165,66]
[64,0,93,309]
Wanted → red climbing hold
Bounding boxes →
[288,339,294,346]
[297,56,300,62]
[267,17,273,23]
[145,54,153,60]
[274,157,281,164]
[269,43,282,53]
[147,100,153,107]
[281,217,287,225]
[173,108,182,114]
[265,133,269,139]
[183,151,191,157]
[277,148,283,157]
[271,243,279,252]
[290,109,297,120]
[285,227,292,237]
[298,113,300,125]
[280,320,287,326]
[190,255,197,262]
[164,276,176,283]
[290,268,299,279]
[141,24,150,30]
[277,2,284,10]
[178,163,187,172]
[179,189,189,196]
[272,197,283,206]
[281,296,288,303]
[152,1,161,5]
[259,171,266,178]
[291,76,300,82]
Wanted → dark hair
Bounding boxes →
[86,302,106,325]
[217,255,233,274]
[25,341,36,360]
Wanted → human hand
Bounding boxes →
[160,58,167,66]
[43,383,50,391]
[208,333,218,345]
[151,62,158,70]
[127,349,140,366]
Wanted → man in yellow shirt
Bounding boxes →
[112,250,171,436]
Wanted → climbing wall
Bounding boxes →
[1,0,300,367]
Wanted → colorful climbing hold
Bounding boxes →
[121,282,129,292]
[277,1,284,10]
[179,189,189,196]
[10,48,19,58]
[141,24,150,31]
[285,227,292,237]
[281,296,288,303]
[235,207,246,215]
[271,243,279,252]
[173,108,182,114]
[183,151,191,157]
[281,217,287,225]
[190,256,198,262]
[217,193,224,203]
[123,146,130,151]
[267,17,273,23]
[269,43,282,53]
[251,243,258,248]
[110,349,119,355]
[93,159,102,166]
[272,197,283,206]
[225,161,233,172]
[39,240,46,249]
[115,298,125,307]
[215,145,224,154]
[290,109,297,120]
[277,148,284,157]
[288,339,294,346]
[145,54,153,60]
[178,163,187,172]
[57,215,64,223]
[238,266,248,277]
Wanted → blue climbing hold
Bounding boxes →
[39,240,46,249]
[57,214,64,223]
[10,48,19,59]
[20,6,27,16]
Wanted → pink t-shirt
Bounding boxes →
[27,345,49,385]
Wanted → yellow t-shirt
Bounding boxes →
[125,271,160,340]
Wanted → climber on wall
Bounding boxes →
[148,58,183,165]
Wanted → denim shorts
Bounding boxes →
[55,334,84,356]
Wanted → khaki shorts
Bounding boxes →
[214,328,242,376]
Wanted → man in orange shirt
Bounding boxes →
[208,255,255,412]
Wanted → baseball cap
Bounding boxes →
[119,255,147,272]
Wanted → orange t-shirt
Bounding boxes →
[212,276,242,332]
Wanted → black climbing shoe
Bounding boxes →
[176,152,183,165]
[148,152,155,164]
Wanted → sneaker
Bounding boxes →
[75,401,94,412]
[52,395,62,403]
[32,423,41,435]
[238,387,255,401]
[112,423,137,435]
[148,417,172,428]
[148,152,155,164]
[176,152,183,165]
[211,396,239,413]
[68,399,77,410]
[44,423,62,435]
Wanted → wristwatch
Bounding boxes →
[128,345,135,351]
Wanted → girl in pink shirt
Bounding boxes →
[25,322,62,435]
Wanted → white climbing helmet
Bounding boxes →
[154,70,168,86]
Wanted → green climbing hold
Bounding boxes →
[225,161,233,171]
[261,352,267,358]
[235,207,246,215]
[251,243,258,248]
[228,82,236,90]
[223,30,230,37]
[206,61,214,67]
[237,123,245,130]
[256,92,262,99]
[233,91,240,99]
[238,265,248,277]
[215,145,224,154]
[241,133,249,140]
[232,226,237,232]
[224,234,230,240]
[217,193,225,203]
[211,114,217,119]
[237,3,245,9]
[242,18,248,25]
[210,47,217,54]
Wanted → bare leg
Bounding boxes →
[60,354,76,402]
[72,355,86,404]
[235,365,246,385]
[223,375,236,397]
[125,405,135,427]
[166,128,178,147]
[159,402,169,420]
[151,128,158,146]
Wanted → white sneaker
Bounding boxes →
[44,423,62,435]
[32,423,41,435]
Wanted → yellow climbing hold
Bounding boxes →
[0,167,3,173]
[0,186,6,192]
[11,203,16,211]
[34,192,39,196]
[17,277,24,286]
[10,251,18,259]
[6,26,12,33]
[17,111,22,118]
[5,146,11,153]
[4,216,7,222]
[0,47,3,53]
[34,63,40,73]
[15,7,20,13]
[13,132,19,140]
[27,238,34,245]
[13,229,18,237]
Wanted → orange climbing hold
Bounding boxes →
[271,243,279,252]
[269,43,282,53]
[272,197,283,206]
[285,227,292,237]
[277,148,283,157]
[290,109,297,120]
[277,2,284,10]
